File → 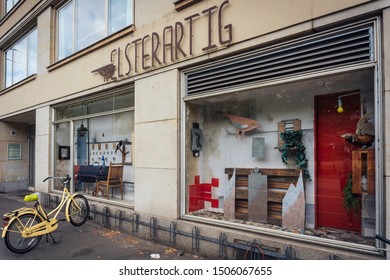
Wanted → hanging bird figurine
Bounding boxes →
[341,112,375,148]
[217,111,261,139]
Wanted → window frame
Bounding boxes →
[179,18,384,253]
[51,88,134,205]
[8,143,22,160]
[4,27,38,88]
[5,0,21,14]
[181,66,382,252]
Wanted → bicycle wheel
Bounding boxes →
[68,194,90,226]
[4,213,43,253]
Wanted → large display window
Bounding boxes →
[53,89,134,204]
[183,68,379,246]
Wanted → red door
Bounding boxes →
[315,92,361,231]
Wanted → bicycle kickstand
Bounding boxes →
[46,233,57,244]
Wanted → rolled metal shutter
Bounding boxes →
[185,22,375,96]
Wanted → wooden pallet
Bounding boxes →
[225,168,301,226]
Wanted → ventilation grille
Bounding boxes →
[185,24,374,95]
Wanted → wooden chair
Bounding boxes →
[96,163,124,200]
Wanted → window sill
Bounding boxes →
[182,213,379,255]
[0,74,36,96]
[47,26,135,72]
[174,0,202,11]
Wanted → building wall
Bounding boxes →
[0,0,374,117]
[0,122,29,192]
[134,69,179,218]
[0,0,41,40]
[34,106,51,193]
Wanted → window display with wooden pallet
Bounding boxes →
[225,168,301,226]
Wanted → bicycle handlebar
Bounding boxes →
[43,176,53,182]
[43,175,71,185]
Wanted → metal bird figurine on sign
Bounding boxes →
[91,63,116,82]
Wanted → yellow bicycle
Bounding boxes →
[1,175,90,253]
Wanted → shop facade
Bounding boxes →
[0,0,389,259]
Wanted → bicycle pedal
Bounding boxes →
[59,218,67,222]
[88,216,94,221]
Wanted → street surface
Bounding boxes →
[0,191,203,260]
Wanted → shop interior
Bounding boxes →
[185,68,377,246]
[54,91,134,204]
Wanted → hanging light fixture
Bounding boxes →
[77,123,88,137]
[77,104,88,137]
[336,92,360,113]
[337,98,343,113]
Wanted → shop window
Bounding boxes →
[71,112,134,202]
[53,90,134,203]
[184,68,378,246]
[5,28,37,88]
[54,122,71,191]
[57,0,133,60]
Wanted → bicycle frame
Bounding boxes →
[1,185,81,239]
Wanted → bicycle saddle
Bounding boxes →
[24,193,39,202]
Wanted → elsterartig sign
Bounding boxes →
[92,0,233,81]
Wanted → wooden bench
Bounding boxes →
[225,168,301,226]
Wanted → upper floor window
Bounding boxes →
[5,28,37,88]
[57,0,133,60]
[5,0,21,14]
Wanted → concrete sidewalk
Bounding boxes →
[0,191,204,260]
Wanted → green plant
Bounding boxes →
[279,130,310,181]
[343,173,359,213]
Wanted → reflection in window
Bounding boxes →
[5,29,37,87]
[6,0,20,13]
[55,91,134,121]
[58,2,73,59]
[109,0,133,34]
[76,0,105,50]
[57,0,133,60]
